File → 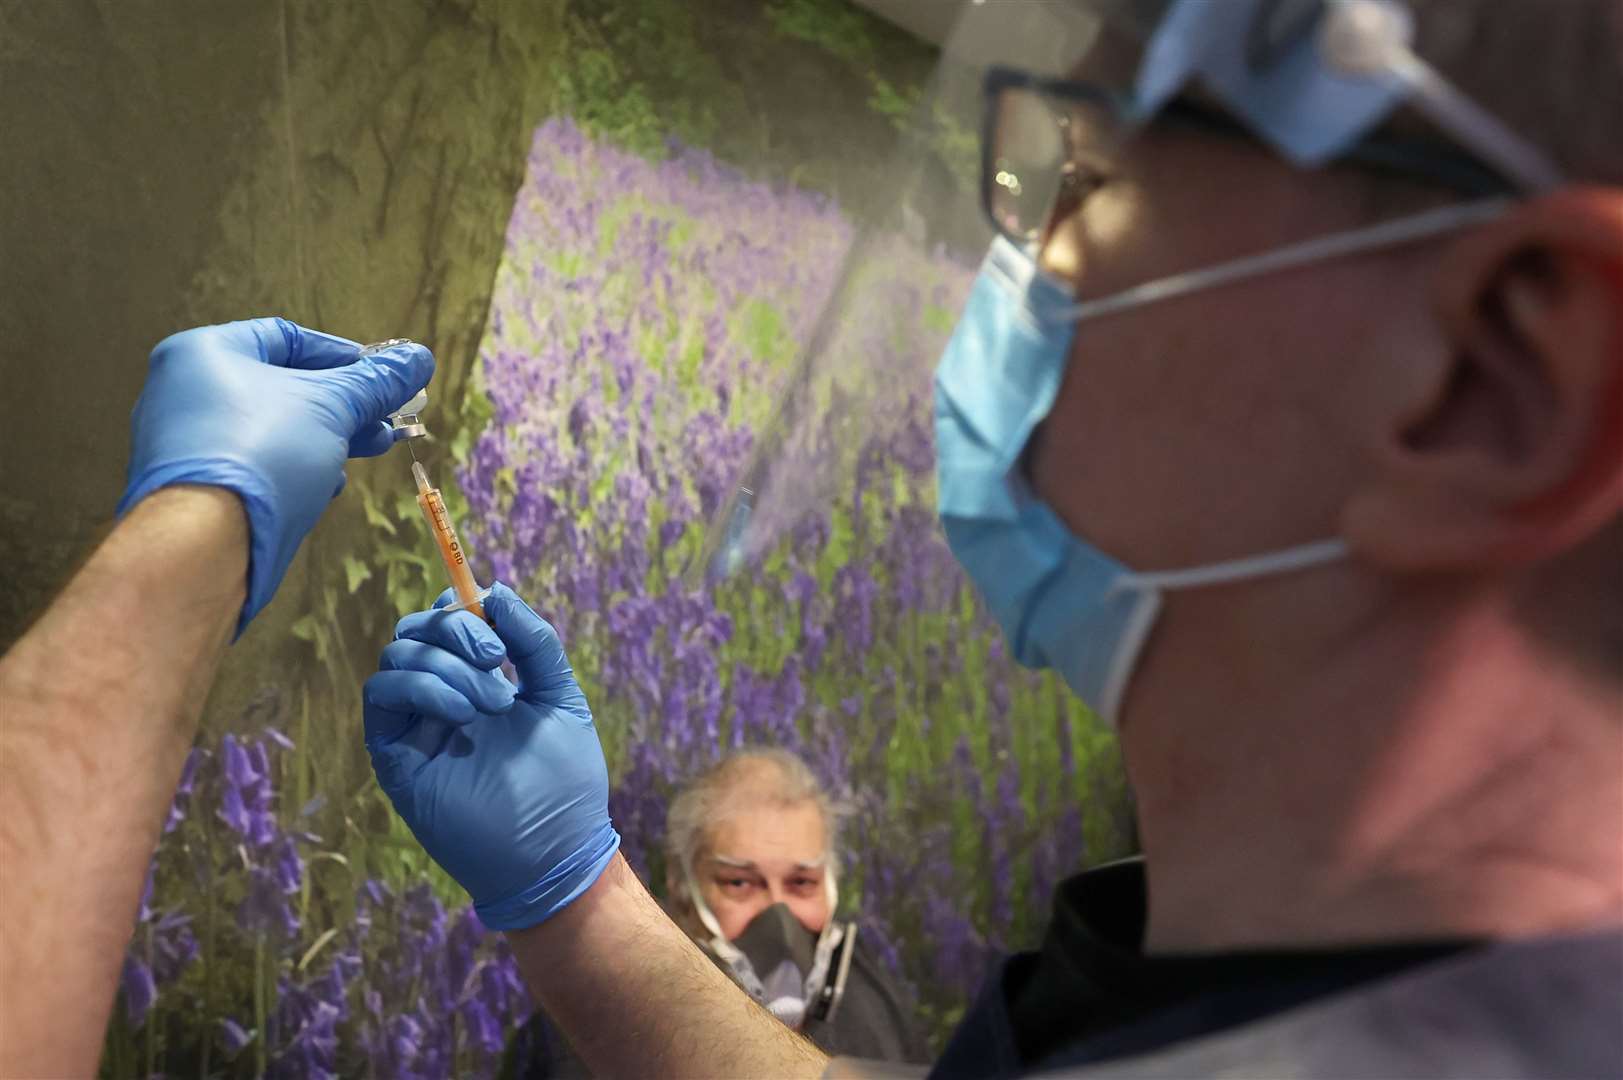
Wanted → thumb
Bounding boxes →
[482,582,589,712]
[319,340,436,430]
[246,317,363,370]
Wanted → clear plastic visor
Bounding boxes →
[692,0,1548,581]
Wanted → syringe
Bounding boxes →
[411,460,489,621]
[372,340,490,621]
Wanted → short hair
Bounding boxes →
[663,749,840,894]
[1410,0,1622,185]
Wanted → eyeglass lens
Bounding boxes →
[988,86,1121,245]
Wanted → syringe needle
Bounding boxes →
[407,439,419,462]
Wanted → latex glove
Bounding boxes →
[363,582,620,930]
[118,318,433,632]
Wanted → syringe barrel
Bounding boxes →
[416,484,487,621]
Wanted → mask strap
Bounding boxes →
[803,920,843,1015]
[683,863,743,963]
[1121,538,1349,592]
[1059,198,1512,324]
[1095,539,1348,723]
[799,859,840,1008]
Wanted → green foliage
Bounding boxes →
[765,0,978,198]
[731,296,798,371]
[765,0,878,68]
[554,0,726,156]
[555,45,667,157]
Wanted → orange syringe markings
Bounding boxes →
[412,461,487,622]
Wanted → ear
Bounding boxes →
[1344,188,1623,571]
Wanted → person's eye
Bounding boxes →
[1059,157,1115,200]
[788,876,821,895]
[717,876,755,893]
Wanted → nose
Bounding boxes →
[1037,170,1089,287]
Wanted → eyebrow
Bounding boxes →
[710,854,827,872]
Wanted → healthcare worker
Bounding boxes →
[0,322,432,1078]
[364,0,1622,1075]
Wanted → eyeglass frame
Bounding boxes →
[979,64,1518,250]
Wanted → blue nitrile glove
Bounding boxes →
[362,582,621,930]
[118,318,434,632]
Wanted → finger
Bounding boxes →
[482,582,588,710]
[362,666,480,727]
[431,587,457,610]
[348,421,397,458]
[360,665,473,724]
[361,674,420,746]
[378,639,515,715]
[318,340,436,428]
[362,672,462,791]
[247,317,364,370]
[332,471,348,500]
[395,608,507,670]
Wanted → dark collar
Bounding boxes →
[1005,857,1478,1068]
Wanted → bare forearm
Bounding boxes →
[0,486,248,1078]
[509,854,830,1080]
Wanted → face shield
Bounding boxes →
[691,0,1560,587]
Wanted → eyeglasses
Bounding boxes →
[979,65,1519,250]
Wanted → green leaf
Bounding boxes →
[290,614,320,642]
[375,541,433,570]
[342,554,373,594]
[297,928,340,973]
[359,484,396,535]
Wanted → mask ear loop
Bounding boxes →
[1058,198,1514,324]
[682,862,744,964]
[1094,539,1350,726]
[801,863,843,1019]
[1320,0,1564,193]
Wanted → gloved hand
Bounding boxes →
[363,582,621,930]
[119,318,434,632]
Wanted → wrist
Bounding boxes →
[505,850,641,965]
[479,826,621,932]
[118,465,281,632]
[116,485,250,616]
[128,482,250,530]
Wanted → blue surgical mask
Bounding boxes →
[935,201,1509,727]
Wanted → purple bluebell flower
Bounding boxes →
[217,781,250,837]
[136,863,156,924]
[221,733,258,789]
[121,955,156,1028]
[163,746,204,834]
[238,865,299,939]
[219,1017,252,1057]
[151,911,198,984]
[271,834,305,894]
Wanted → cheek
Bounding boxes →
[788,894,830,934]
[709,890,769,941]
[1026,315,1189,556]
[1030,268,1375,564]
